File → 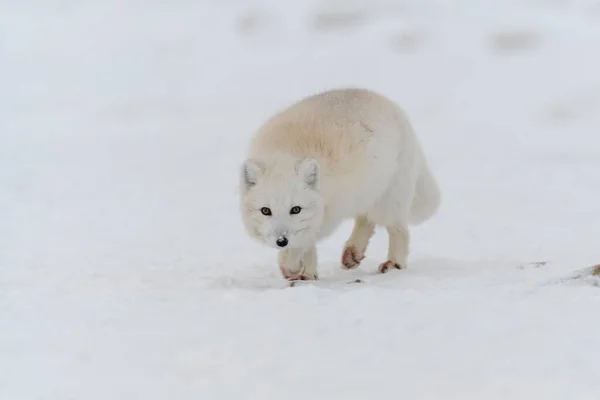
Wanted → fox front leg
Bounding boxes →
[278,246,318,281]
[341,215,375,270]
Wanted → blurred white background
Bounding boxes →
[1,1,600,399]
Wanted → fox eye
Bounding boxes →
[290,206,302,215]
[260,207,272,216]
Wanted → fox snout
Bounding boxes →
[273,226,289,248]
[275,236,288,248]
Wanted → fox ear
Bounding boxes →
[241,159,263,190]
[296,158,319,189]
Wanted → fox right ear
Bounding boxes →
[241,159,263,190]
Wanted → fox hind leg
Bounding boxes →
[367,169,415,273]
[378,223,409,273]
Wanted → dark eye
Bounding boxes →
[260,207,272,216]
[290,206,302,215]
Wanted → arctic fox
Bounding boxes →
[239,88,440,281]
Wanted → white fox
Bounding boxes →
[239,88,440,281]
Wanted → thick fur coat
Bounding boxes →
[239,88,440,280]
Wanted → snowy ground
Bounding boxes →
[2,0,600,398]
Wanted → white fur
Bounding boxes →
[239,88,441,280]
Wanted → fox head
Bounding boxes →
[239,156,325,250]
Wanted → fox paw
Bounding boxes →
[341,245,365,270]
[279,264,318,281]
[378,261,405,274]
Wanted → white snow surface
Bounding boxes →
[2,0,600,398]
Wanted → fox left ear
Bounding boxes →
[241,158,263,191]
[296,158,319,189]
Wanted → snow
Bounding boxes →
[2,0,600,398]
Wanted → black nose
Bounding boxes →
[276,237,288,248]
